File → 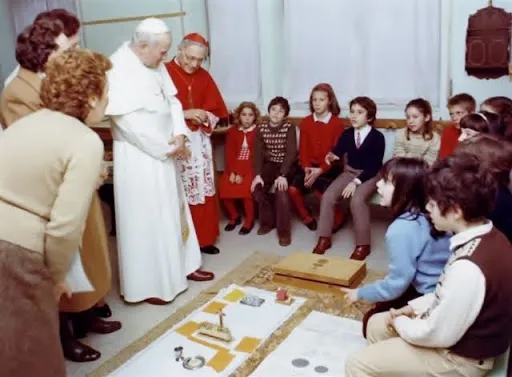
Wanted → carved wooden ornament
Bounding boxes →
[465,6,511,79]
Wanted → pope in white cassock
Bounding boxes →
[106,18,215,305]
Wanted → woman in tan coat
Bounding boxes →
[0,49,112,377]
[0,11,120,362]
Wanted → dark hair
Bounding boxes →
[41,49,112,122]
[456,134,512,188]
[380,157,429,220]
[233,101,260,125]
[267,96,290,117]
[426,153,497,222]
[482,96,512,141]
[405,98,434,141]
[15,19,65,72]
[309,83,341,116]
[349,96,377,125]
[34,8,80,37]
[447,93,477,113]
[459,111,504,136]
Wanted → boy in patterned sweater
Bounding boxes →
[251,97,297,246]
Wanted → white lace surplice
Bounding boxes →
[178,112,218,205]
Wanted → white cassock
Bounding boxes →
[106,42,202,303]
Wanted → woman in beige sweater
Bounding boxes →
[0,49,111,377]
[0,11,120,363]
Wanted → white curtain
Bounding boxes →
[207,0,262,106]
[9,0,79,37]
[283,0,441,107]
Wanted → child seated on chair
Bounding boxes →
[342,157,450,338]
[394,98,440,166]
[438,93,476,159]
[345,154,512,377]
[252,96,297,247]
[458,111,503,142]
[288,83,344,231]
[349,98,442,260]
[313,96,385,259]
[220,102,259,235]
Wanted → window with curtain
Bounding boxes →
[282,0,441,108]
[207,0,262,107]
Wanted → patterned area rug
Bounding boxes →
[88,251,385,377]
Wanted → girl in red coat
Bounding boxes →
[220,102,260,234]
[289,83,345,230]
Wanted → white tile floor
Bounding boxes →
[67,206,391,377]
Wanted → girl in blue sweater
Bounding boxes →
[343,157,451,337]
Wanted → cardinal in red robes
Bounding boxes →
[166,33,229,255]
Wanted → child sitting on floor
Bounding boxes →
[288,83,344,231]
[342,157,450,338]
[345,153,512,377]
[252,96,297,246]
[313,96,385,259]
[220,102,259,235]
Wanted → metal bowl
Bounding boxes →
[183,356,206,370]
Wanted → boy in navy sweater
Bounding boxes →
[313,96,385,257]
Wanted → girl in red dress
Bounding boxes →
[289,83,345,231]
[220,102,260,235]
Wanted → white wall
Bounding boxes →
[0,0,17,89]
[0,0,510,115]
[450,0,512,105]
[79,0,207,63]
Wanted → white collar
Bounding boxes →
[238,124,256,133]
[313,112,332,124]
[449,221,493,251]
[354,124,371,135]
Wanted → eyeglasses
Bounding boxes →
[183,52,205,65]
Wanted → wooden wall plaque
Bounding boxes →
[465,6,511,79]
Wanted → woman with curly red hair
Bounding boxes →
[0,49,111,376]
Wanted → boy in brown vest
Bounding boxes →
[346,153,512,376]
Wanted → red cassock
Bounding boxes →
[166,59,229,247]
[219,126,256,199]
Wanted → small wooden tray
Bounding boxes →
[272,252,366,295]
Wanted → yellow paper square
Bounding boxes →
[175,321,200,337]
[222,288,246,302]
[207,350,236,372]
[235,336,262,353]
[202,301,227,314]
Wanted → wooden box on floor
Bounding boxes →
[272,252,366,296]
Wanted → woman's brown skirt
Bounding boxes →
[0,240,66,377]
[59,193,112,312]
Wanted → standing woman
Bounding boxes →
[0,9,80,125]
[0,49,111,376]
[0,11,119,362]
